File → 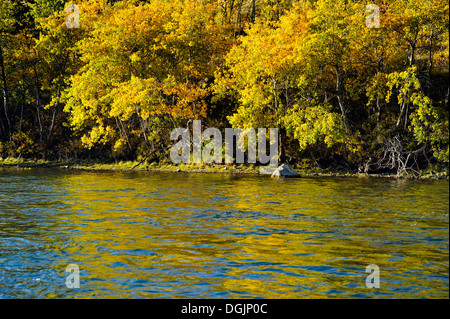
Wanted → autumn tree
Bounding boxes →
[215,0,448,171]
[63,0,233,159]
[0,0,16,142]
[0,0,447,173]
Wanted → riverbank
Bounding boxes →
[0,157,448,179]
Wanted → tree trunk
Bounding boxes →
[18,85,25,134]
[376,97,381,125]
[228,0,235,24]
[0,46,11,141]
[117,117,132,150]
[272,77,278,109]
[234,0,244,37]
[335,67,350,133]
[408,38,417,67]
[33,51,43,144]
[135,105,149,147]
[48,87,61,143]
[396,96,407,129]
[251,0,256,24]
[428,25,434,76]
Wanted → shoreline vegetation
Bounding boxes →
[0,1,448,178]
[1,157,448,180]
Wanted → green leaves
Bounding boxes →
[283,102,345,151]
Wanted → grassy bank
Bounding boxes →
[0,157,448,179]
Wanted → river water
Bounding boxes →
[0,168,448,298]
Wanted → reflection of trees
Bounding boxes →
[2,169,447,297]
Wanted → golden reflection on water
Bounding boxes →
[0,169,448,298]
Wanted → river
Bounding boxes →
[0,168,448,298]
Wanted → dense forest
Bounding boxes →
[0,0,448,175]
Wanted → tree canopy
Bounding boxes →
[0,0,448,175]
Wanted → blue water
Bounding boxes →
[0,169,448,298]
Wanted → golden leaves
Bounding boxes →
[63,0,231,149]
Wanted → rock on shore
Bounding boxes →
[271,164,300,178]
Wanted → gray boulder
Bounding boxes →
[271,164,300,178]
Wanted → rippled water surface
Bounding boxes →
[0,168,448,298]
